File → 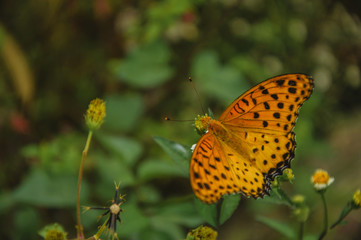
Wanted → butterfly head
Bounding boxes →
[194,114,211,136]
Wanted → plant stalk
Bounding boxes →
[318,191,328,240]
[76,130,93,239]
[330,202,353,229]
[275,187,296,208]
[298,222,304,240]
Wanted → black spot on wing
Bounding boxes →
[288,87,297,94]
[242,99,249,106]
[276,79,285,86]
[263,121,268,127]
[264,102,270,109]
[271,94,278,100]
[273,112,280,119]
[288,80,296,86]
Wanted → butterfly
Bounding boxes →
[190,74,314,204]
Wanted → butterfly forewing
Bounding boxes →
[219,74,314,132]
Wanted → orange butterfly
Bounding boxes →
[190,74,314,204]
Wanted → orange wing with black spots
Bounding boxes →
[190,132,268,204]
[219,74,314,130]
[190,74,313,204]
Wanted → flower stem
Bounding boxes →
[298,222,304,240]
[318,191,328,240]
[76,130,93,239]
[92,217,108,240]
[274,187,296,208]
[330,202,353,229]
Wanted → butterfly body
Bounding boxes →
[206,119,250,159]
[190,74,314,204]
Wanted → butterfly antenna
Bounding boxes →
[188,77,206,115]
[164,116,193,122]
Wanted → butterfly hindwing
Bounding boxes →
[224,127,296,182]
[190,132,267,204]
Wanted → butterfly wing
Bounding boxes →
[219,73,313,182]
[190,74,313,203]
[219,74,313,128]
[190,132,268,204]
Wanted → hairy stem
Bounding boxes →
[275,187,296,208]
[330,202,353,229]
[298,222,304,240]
[76,130,93,239]
[318,192,328,240]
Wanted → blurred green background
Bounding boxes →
[1,0,361,239]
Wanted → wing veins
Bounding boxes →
[215,137,243,187]
[223,124,292,135]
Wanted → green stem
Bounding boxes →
[298,222,304,240]
[318,191,328,240]
[76,130,93,239]
[330,202,353,229]
[92,216,108,240]
[275,187,296,208]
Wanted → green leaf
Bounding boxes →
[147,216,184,240]
[219,194,241,225]
[260,189,294,207]
[148,0,192,21]
[194,197,218,227]
[144,23,163,44]
[12,168,87,207]
[153,136,191,176]
[94,155,135,188]
[103,93,144,132]
[15,207,41,240]
[251,21,282,50]
[137,158,188,181]
[117,201,150,237]
[136,184,161,204]
[95,132,143,167]
[303,235,318,240]
[157,200,204,227]
[82,207,103,230]
[111,41,173,88]
[20,133,83,175]
[144,0,194,42]
[255,215,295,239]
[0,193,14,215]
[138,228,171,240]
[192,50,248,105]
[230,55,266,81]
